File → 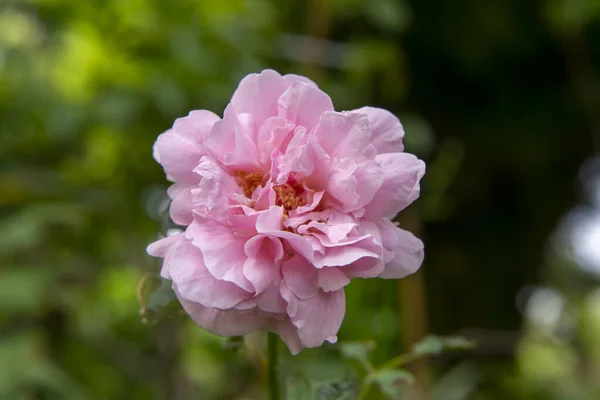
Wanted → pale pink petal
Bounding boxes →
[281,254,319,300]
[256,283,287,314]
[254,207,314,261]
[176,287,268,336]
[272,318,304,355]
[364,153,426,219]
[167,183,195,225]
[318,268,350,292]
[282,74,318,88]
[278,82,334,130]
[231,70,288,127]
[146,234,181,258]
[173,110,221,141]
[273,128,326,183]
[350,107,405,154]
[325,158,359,210]
[257,117,295,166]
[314,245,379,268]
[153,130,204,183]
[342,257,385,278]
[153,110,219,183]
[203,105,261,170]
[191,156,239,223]
[186,216,254,293]
[234,299,257,310]
[312,111,371,159]
[352,160,384,209]
[243,235,284,294]
[255,206,285,232]
[168,239,251,308]
[287,289,346,348]
[378,223,424,279]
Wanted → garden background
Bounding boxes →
[2,0,600,399]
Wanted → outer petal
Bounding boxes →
[153,110,219,183]
[186,216,254,293]
[284,286,346,348]
[349,106,405,154]
[231,70,288,127]
[173,110,221,141]
[363,153,426,219]
[167,183,195,225]
[278,82,334,131]
[146,234,180,258]
[176,287,268,336]
[272,318,304,355]
[377,220,424,279]
[168,239,251,308]
[146,233,182,279]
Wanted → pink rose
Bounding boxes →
[147,70,425,354]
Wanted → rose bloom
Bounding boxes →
[147,70,425,354]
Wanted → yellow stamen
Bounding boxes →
[236,171,264,197]
[273,183,305,212]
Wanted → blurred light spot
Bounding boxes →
[525,287,564,329]
[0,9,43,49]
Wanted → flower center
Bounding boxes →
[236,171,264,197]
[235,171,306,214]
[273,183,305,212]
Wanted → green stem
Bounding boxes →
[267,332,281,400]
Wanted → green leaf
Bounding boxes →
[411,335,476,358]
[338,341,375,370]
[443,337,477,351]
[368,369,414,399]
[411,335,445,356]
[286,373,313,400]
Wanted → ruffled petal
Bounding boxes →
[243,235,284,294]
[377,221,424,279]
[312,111,372,159]
[278,82,334,131]
[364,153,425,219]
[186,216,254,293]
[168,239,251,308]
[176,287,268,336]
[191,156,239,223]
[350,107,404,154]
[281,254,319,300]
[231,69,289,127]
[284,287,346,348]
[318,267,350,292]
[153,110,219,183]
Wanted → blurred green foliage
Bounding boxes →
[1,0,600,399]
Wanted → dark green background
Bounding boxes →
[2,0,600,399]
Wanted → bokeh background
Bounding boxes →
[2,0,600,399]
